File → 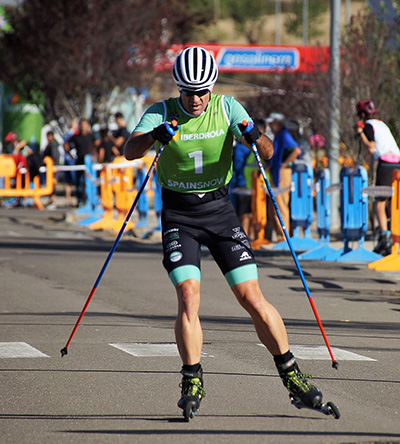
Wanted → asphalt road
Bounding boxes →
[0,207,399,444]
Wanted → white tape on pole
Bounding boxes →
[325,183,341,194]
[361,186,393,198]
[264,185,291,196]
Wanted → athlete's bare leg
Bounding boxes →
[175,277,289,364]
[232,279,289,355]
[175,279,203,365]
[376,199,388,231]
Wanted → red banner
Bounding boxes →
[155,43,329,74]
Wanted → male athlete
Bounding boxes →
[125,46,326,419]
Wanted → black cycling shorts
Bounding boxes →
[234,187,252,216]
[161,187,258,287]
[376,159,400,201]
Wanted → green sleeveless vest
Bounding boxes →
[156,95,234,193]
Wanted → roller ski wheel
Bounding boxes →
[178,368,206,422]
[180,399,199,422]
[290,395,340,419]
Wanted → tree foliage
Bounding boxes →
[245,8,400,165]
[221,0,275,44]
[244,68,329,147]
[0,0,202,125]
[285,0,329,41]
[340,10,400,154]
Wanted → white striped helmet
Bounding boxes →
[173,46,218,91]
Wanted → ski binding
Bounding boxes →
[290,395,340,419]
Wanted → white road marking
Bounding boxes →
[110,343,214,358]
[0,342,49,358]
[0,231,22,237]
[48,231,93,240]
[258,344,376,361]
[8,231,22,237]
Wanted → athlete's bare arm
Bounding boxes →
[242,133,274,161]
[359,132,375,155]
[124,131,155,160]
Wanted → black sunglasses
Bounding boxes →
[180,89,210,97]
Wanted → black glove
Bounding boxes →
[151,122,176,145]
[238,121,261,145]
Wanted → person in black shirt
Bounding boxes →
[42,130,60,165]
[97,127,119,163]
[64,119,95,205]
[110,112,130,155]
[42,130,61,208]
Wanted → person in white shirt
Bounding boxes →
[355,99,400,256]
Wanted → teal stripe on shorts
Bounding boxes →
[169,265,201,286]
[225,264,258,287]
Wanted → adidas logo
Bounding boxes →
[239,251,252,261]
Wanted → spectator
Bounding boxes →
[267,113,301,242]
[64,118,79,142]
[285,118,312,167]
[110,112,130,155]
[231,119,266,239]
[4,132,42,207]
[42,130,61,209]
[6,131,42,179]
[97,127,119,163]
[355,98,400,256]
[62,119,79,207]
[4,131,19,154]
[42,130,61,165]
[64,119,95,206]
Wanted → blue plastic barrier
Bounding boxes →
[299,168,338,260]
[273,163,319,252]
[76,155,103,226]
[324,166,382,262]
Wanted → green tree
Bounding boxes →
[222,0,275,44]
[245,9,400,166]
[340,10,400,158]
[285,0,329,42]
[0,0,204,126]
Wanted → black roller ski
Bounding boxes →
[290,395,340,419]
[180,399,200,422]
[178,368,206,422]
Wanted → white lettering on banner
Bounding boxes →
[180,129,225,141]
[5,103,42,114]
[167,177,224,190]
[224,53,294,68]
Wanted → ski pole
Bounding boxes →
[60,138,168,357]
[242,121,339,369]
